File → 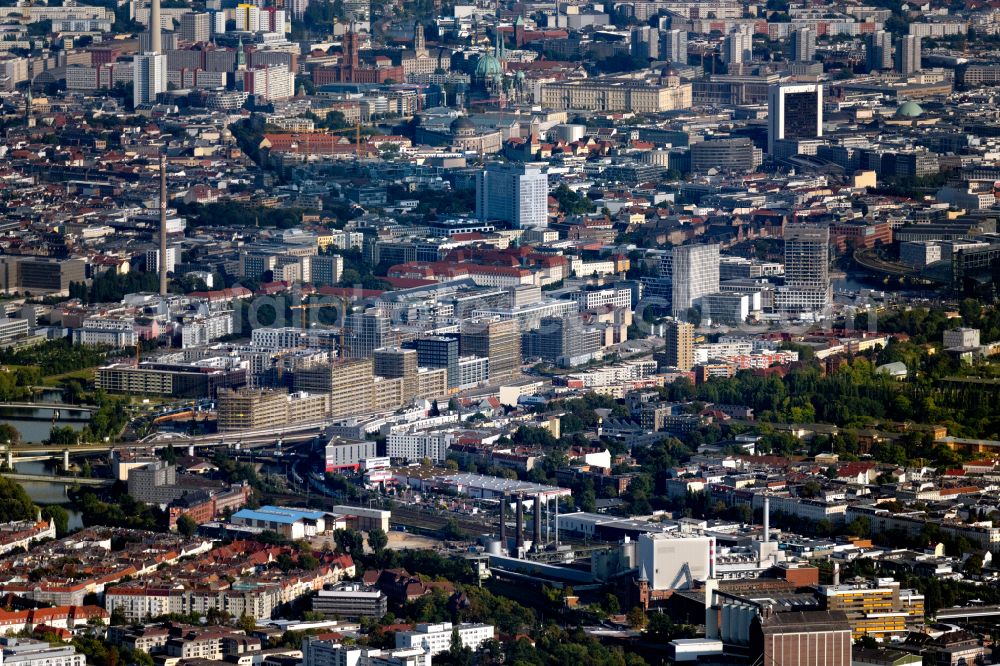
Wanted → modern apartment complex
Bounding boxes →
[775,223,831,312]
[663,320,695,371]
[461,318,521,379]
[216,388,331,432]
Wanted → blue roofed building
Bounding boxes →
[231,506,333,539]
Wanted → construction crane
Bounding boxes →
[298,123,366,156]
[289,301,343,331]
[327,123,365,156]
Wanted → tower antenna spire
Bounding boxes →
[159,152,168,296]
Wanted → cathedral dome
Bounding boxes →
[475,52,503,80]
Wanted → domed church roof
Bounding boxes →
[895,101,924,118]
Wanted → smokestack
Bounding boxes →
[763,495,770,543]
[499,494,506,552]
[150,0,162,54]
[515,495,524,555]
[158,153,168,296]
[533,494,542,551]
[833,561,840,586]
[554,495,559,545]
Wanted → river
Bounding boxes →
[0,406,89,444]
[0,389,91,445]
[11,460,85,531]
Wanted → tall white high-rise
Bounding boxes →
[865,31,893,72]
[133,0,166,107]
[767,82,823,154]
[671,244,720,318]
[179,12,210,43]
[723,26,753,66]
[476,163,549,228]
[133,53,166,106]
[789,27,815,62]
[775,224,831,313]
[663,29,687,64]
[896,34,921,75]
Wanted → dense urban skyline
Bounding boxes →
[0,0,999,665]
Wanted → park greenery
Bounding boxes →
[0,340,107,385]
[75,486,164,531]
[69,270,159,304]
[552,184,596,215]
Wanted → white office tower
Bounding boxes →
[896,34,921,75]
[210,10,226,36]
[775,223,831,313]
[789,27,815,62]
[133,0,167,107]
[767,82,823,154]
[865,30,893,72]
[663,28,687,64]
[671,244,720,318]
[133,53,166,106]
[723,25,753,66]
[476,163,549,228]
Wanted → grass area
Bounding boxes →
[40,368,96,387]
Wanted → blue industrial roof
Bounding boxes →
[232,505,327,524]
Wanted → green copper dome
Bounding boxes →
[476,52,502,78]
[895,101,924,118]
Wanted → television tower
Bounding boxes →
[159,153,168,296]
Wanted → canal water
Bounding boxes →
[0,390,89,531]
[0,406,89,444]
[11,460,85,531]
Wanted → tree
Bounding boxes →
[109,606,128,626]
[0,477,36,523]
[176,514,198,536]
[552,184,596,215]
[445,629,474,666]
[439,518,465,540]
[626,606,648,630]
[0,423,20,446]
[47,425,78,446]
[42,505,70,537]
[237,615,257,634]
[333,528,365,555]
[368,528,388,555]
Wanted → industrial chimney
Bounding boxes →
[763,495,770,543]
[150,0,161,54]
[515,494,524,556]
[533,494,542,551]
[499,494,506,553]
